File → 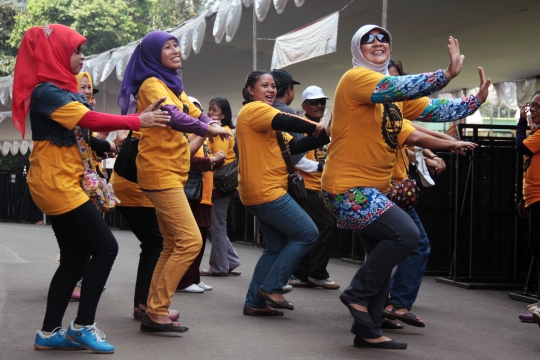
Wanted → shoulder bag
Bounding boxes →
[113,130,139,183]
[275,130,307,206]
[213,161,238,194]
[73,126,117,213]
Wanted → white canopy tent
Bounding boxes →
[1,0,539,149]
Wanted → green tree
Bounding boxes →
[0,4,20,77]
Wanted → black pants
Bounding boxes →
[527,204,540,295]
[293,189,335,281]
[116,206,163,308]
[342,205,419,339]
[42,201,118,331]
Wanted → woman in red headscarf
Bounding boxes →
[12,24,169,353]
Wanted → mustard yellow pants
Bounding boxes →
[143,188,202,316]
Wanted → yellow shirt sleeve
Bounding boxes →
[245,101,280,132]
[50,102,90,129]
[524,131,540,154]
[397,120,416,147]
[344,68,386,105]
[403,97,430,120]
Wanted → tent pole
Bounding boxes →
[253,6,257,71]
[382,0,388,28]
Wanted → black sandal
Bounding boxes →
[380,318,404,329]
[354,336,407,349]
[140,313,189,333]
[383,305,425,328]
[243,306,284,316]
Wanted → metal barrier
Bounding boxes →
[0,169,44,224]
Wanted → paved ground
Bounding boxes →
[0,221,539,359]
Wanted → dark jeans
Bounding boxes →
[244,194,318,308]
[293,189,335,281]
[116,206,163,308]
[528,204,540,293]
[177,228,208,289]
[42,201,118,331]
[343,205,419,339]
[387,207,431,310]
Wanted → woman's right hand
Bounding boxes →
[443,36,464,80]
[138,110,170,128]
[520,103,530,120]
[210,151,226,163]
[447,141,477,155]
[207,124,232,141]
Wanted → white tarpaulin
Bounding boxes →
[271,11,339,70]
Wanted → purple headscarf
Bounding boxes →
[118,31,184,115]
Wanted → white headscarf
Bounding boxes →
[351,24,393,75]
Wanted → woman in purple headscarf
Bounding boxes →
[118,30,231,333]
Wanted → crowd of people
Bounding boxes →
[10,21,539,354]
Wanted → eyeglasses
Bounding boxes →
[74,45,83,55]
[530,102,540,110]
[304,98,326,106]
[360,33,390,45]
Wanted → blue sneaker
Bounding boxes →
[34,327,84,350]
[66,321,115,354]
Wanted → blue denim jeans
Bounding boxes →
[244,194,318,308]
[387,207,431,310]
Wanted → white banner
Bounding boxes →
[271,11,339,70]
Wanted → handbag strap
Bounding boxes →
[275,130,296,176]
[73,126,93,172]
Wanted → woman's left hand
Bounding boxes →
[475,67,491,104]
[447,141,477,156]
[443,36,464,80]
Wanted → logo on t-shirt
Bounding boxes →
[381,103,403,149]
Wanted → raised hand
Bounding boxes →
[520,102,530,120]
[443,36,464,80]
[475,67,491,104]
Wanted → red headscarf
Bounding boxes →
[12,24,86,138]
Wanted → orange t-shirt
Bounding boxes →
[391,120,414,184]
[28,102,90,215]
[136,77,202,190]
[322,67,427,194]
[523,132,540,207]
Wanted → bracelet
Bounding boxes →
[431,155,439,159]
[208,120,222,126]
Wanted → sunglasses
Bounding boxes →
[304,98,326,106]
[74,45,83,55]
[360,32,390,45]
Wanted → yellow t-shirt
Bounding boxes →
[209,125,236,190]
[523,132,540,207]
[392,120,414,183]
[322,67,428,194]
[136,77,202,190]
[236,101,289,205]
[296,134,325,191]
[193,140,214,206]
[28,102,90,215]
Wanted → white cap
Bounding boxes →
[302,86,329,103]
[188,96,203,111]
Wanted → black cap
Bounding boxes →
[270,69,300,88]
[93,88,100,95]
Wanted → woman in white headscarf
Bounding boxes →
[321,24,490,350]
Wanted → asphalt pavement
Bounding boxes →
[0,222,539,359]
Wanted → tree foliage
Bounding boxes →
[2,0,219,76]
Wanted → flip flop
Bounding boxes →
[383,305,425,328]
[380,318,404,329]
[200,269,213,276]
[140,314,188,333]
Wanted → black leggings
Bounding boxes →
[116,206,163,308]
[42,201,118,331]
[527,205,540,295]
[342,205,419,339]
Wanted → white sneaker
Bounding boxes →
[197,281,213,291]
[177,284,204,293]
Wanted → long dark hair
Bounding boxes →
[242,70,271,104]
[209,97,234,129]
[388,59,404,76]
